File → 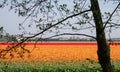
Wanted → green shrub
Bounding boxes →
[0,61,119,72]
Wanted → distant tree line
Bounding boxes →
[1,34,120,42]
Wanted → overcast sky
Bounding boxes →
[0,0,120,38]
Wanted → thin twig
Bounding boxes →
[43,33,96,40]
[103,2,120,30]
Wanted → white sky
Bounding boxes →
[0,0,120,38]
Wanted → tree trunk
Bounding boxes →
[90,0,114,72]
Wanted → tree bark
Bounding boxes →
[90,0,114,72]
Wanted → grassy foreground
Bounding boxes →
[0,60,120,72]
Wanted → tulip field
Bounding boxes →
[0,41,120,61]
[0,41,120,72]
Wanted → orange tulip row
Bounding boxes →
[0,42,120,62]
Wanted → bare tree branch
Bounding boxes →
[0,9,91,58]
[107,22,120,27]
[103,2,120,30]
[26,9,91,39]
[43,33,96,40]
